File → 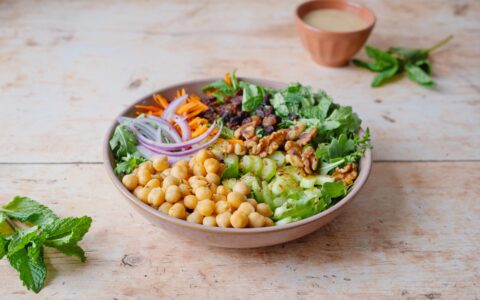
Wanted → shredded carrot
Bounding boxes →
[192,126,208,138]
[186,108,206,119]
[189,117,209,128]
[176,102,198,115]
[224,72,232,86]
[176,88,187,98]
[188,93,202,102]
[153,94,169,109]
[228,139,244,145]
[135,105,162,112]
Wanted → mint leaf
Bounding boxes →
[2,196,58,227]
[8,248,47,293]
[406,64,434,87]
[7,226,40,255]
[44,216,92,262]
[0,212,14,236]
[0,236,7,259]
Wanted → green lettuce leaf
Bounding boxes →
[241,83,266,112]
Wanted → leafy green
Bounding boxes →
[240,82,266,112]
[110,124,145,176]
[0,196,92,293]
[202,69,239,103]
[353,35,453,87]
[8,248,47,293]
[2,196,57,228]
[328,134,355,159]
[43,217,92,262]
[114,153,146,175]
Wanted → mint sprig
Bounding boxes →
[0,196,92,293]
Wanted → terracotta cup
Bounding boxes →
[295,0,376,67]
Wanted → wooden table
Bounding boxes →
[1,0,479,298]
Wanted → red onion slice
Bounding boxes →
[162,94,188,121]
[173,114,191,141]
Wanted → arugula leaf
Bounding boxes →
[2,196,58,228]
[405,64,434,87]
[114,153,146,176]
[241,83,265,112]
[328,134,355,159]
[321,181,346,199]
[8,247,47,293]
[202,70,240,103]
[320,159,345,175]
[44,216,92,262]
[109,124,138,161]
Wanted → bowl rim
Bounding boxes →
[103,77,372,235]
[295,0,376,35]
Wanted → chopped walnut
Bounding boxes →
[285,141,302,156]
[256,129,288,156]
[287,123,306,140]
[234,143,246,155]
[234,123,256,140]
[297,127,318,146]
[285,154,304,168]
[301,146,318,174]
[332,163,358,185]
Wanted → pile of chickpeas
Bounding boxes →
[121,149,274,228]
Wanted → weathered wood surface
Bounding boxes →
[0,0,479,299]
[0,163,478,299]
[0,0,479,162]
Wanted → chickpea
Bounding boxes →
[227,192,245,209]
[151,173,164,181]
[159,202,173,214]
[152,155,169,172]
[137,169,152,186]
[188,176,205,184]
[132,168,139,175]
[237,202,255,216]
[190,179,208,190]
[174,159,189,170]
[184,195,198,210]
[145,178,161,189]
[264,217,274,227]
[193,163,207,176]
[161,168,172,177]
[204,158,220,174]
[216,185,230,196]
[168,203,186,219]
[212,194,227,202]
[197,200,215,216]
[256,203,273,217]
[215,200,229,215]
[233,181,250,196]
[186,211,204,224]
[203,216,217,227]
[216,211,232,228]
[205,173,220,185]
[195,149,211,165]
[246,198,258,208]
[165,185,182,203]
[162,175,180,189]
[171,165,189,180]
[195,186,212,201]
[209,183,218,194]
[230,211,248,228]
[148,187,165,208]
[122,174,138,191]
[248,212,265,228]
[135,187,151,204]
[188,157,196,169]
[178,183,191,197]
[139,161,155,174]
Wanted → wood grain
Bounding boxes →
[0,0,479,163]
[0,162,478,299]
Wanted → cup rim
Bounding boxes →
[295,0,376,35]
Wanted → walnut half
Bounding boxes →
[332,163,358,185]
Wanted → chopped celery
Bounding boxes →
[268,151,286,167]
[261,158,277,181]
[222,154,239,179]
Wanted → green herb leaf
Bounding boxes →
[388,47,428,62]
[365,46,398,68]
[2,196,58,228]
[352,59,389,72]
[0,212,14,236]
[371,65,399,87]
[328,134,356,159]
[406,64,434,87]
[321,181,346,199]
[114,154,146,176]
[109,124,138,161]
[0,236,7,260]
[241,83,266,112]
[43,216,92,262]
[8,247,47,293]
[7,226,40,256]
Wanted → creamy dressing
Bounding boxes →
[302,9,367,32]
